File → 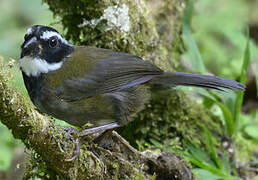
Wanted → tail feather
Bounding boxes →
[150,72,245,91]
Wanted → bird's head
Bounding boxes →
[20,25,74,77]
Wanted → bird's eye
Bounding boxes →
[49,37,58,48]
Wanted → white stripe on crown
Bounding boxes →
[26,27,33,35]
[23,37,37,48]
[40,31,69,45]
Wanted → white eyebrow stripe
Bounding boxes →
[40,31,68,45]
[26,27,33,35]
[24,37,37,48]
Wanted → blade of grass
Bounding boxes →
[201,126,222,169]
[184,142,239,179]
[193,169,221,180]
[185,154,237,180]
[217,101,234,136]
[233,36,250,136]
[256,73,258,97]
[149,138,163,149]
[206,92,234,136]
[186,141,210,163]
[182,0,206,73]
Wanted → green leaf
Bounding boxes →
[217,101,234,136]
[0,145,12,171]
[135,171,143,180]
[244,124,258,139]
[256,73,258,97]
[136,140,145,151]
[185,142,209,163]
[193,169,221,180]
[252,176,258,180]
[149,138,163,148]
[206,92,234,136]
[201,126,222,169]
[182,0,206,73]
[151,173,157,180]
[233,36,251,136]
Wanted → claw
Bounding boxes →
[58,126,80,161]
[65,138,80,161]
[58,123,120,161]
[88,148,103,162]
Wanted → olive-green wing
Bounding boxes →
[54,47,163,101]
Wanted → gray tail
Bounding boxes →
[150,72,245,91]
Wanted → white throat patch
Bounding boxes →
[19,57,63,77]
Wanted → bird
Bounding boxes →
[19,25,245,159]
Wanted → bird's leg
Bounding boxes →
[79,122,120,147]
[79,122,120,149]
[58,126,78,135]
[63,123,120,161]
[65,138,80,161]
[76,123,120,163]
[78,122,120,137]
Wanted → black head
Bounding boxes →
[20,25,74,77]
[21,25,73,62]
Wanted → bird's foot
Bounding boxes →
[65,138,80,161]
[58,123,120,161]
[57,126,80,161]
[58,126,78,138]
[78,123,120,163]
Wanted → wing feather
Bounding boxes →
[53,47,163,101]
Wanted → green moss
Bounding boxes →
[235,133,256,161]
[119,90,223,150]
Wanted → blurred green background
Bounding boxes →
[0,0,257,179]
[0,0,54,60]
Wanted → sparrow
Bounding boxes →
[19,25,245,159]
